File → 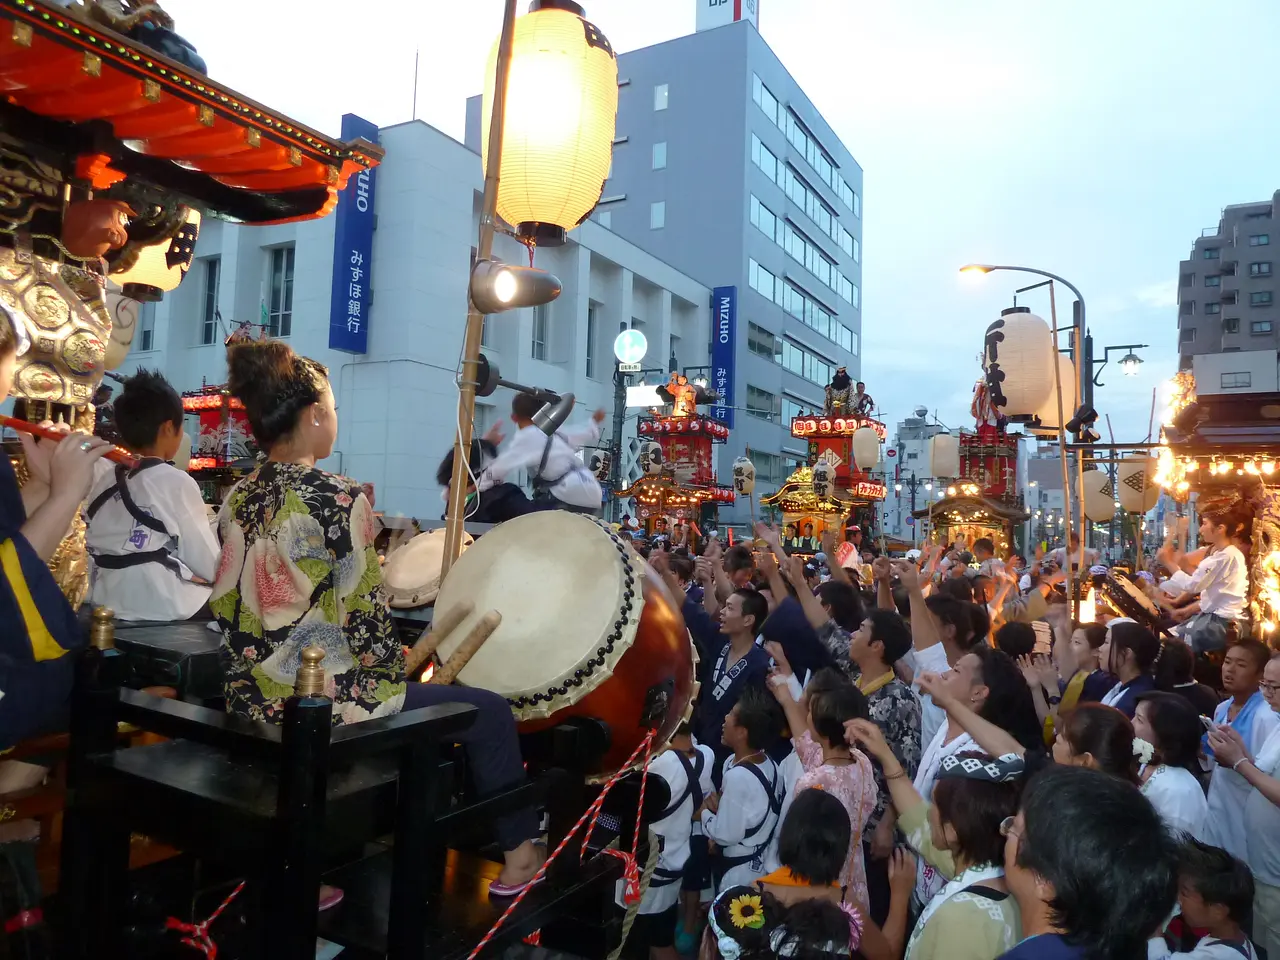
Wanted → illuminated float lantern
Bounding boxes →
[107,206,202,303]
[480,0,619,246]
[851,426,880,470]
[732,456,756,496]
[983,307,1054,418]
[640,441,664,476]
[812,460,834,499]
[929,433,960,479]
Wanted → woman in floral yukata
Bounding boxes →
[211,340,542,897]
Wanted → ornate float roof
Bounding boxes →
[617,475,735,505]
[761,466,887,515]
[911,493,1029,523]
[0,0,383,224]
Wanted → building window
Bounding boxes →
[200,257,220,345]
[1203,248,1220,260]
[1250,234,1271,246]
[748,450,783,485]
[1251,262,1273,277]
[780,339,834,386]
[139,301,155,352]
[750,134,778,184]
[747,321,780,361]
[1181,273,1194,288]
[596,210,612,229]
[585,303,598,379]
[268,245,295,337]
[748,196,857,305]
[1251,320,1274,335]
[1221,372,1252,389]
[653,83,668,111]
[652,141,667,170]
[1250,291,1274,306]
[1204,302,1221,315]
[1204,275,1221,288]
[1180,300,1194,316]
[649,201,665,230]
[1180,328,1196,342]
[745,259,856,353]
[1224,317,1240,333]
[532,303,548,360]
[746,385,781,423]
[782,397,819,421]
[751,74,778,126]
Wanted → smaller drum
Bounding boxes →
[1099,572,1162,629]
[383,528,473,609]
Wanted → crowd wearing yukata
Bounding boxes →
[615,494,1280,960]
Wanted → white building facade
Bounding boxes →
[126,120,710,519]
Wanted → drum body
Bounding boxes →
[433,512,696,779]
[1100,572,1162,629]
[383,528,472,609]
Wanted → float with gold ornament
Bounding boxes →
[0,0,382,605]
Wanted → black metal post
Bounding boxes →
[609,360,626,522]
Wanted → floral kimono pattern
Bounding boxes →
[210,461,406,725]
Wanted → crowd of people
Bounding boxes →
[618,511,1280,960]
[4,313,1280,960]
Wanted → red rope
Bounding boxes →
[164,881,245,959]
[466,730,657,960]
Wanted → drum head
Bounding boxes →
[433,512,645,720]
[1104,573,1161,624]
[383,528,472,609]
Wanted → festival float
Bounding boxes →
[1154,369,1280,642]
[761,370,888,552]
[180,380,256,496]
[619,372,735,533]
[0,0,382,608]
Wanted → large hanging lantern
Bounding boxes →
[983,307,1054,418]
[929,433,959,479]
[1027,354,1077,436]
[481,0,619,246]
[732,456,756,496]
[1116,456,1160,514]
[851,426,880,470]
[108,206,201,303]
[812,460,834,499]
[640,440,663,476]
[1081,469,1115,522]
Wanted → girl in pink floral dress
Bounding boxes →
[767,654,879,913]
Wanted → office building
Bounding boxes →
[882,407,947,540]
[1177,190,1278,366]
[127,119,709,517]
[465,6,865,521]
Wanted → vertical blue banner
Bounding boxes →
[328,114,379,354]
[710,286,737,428]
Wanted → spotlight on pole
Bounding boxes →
[469,259,562,315]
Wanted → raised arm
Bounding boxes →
[894,559,941,653]
[917,672,1026,758]
[873,556,895,611]
[821,529,852,586]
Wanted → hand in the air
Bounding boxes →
[592,408,607,424]
[764,640,792,677]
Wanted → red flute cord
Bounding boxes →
[0,415,139,468]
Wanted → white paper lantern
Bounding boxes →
[851,426,880,470]
[1116,456,1160,513]
[174,431,192,472]
[983,309,1055,418]
[481,3,619,245]
[109,208,201,303]
[1028,354,1078,436]
[929,433,960,479]
[812,460,834,499]
[732,456,756,496]
[640,441,663,476]
[1081,469,1115,522]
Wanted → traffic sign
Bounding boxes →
[618,362,642,373]
[905,517,915,526]
[886,449,897,458]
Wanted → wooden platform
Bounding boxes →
[318,846,621,960]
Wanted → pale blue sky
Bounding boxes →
[167,0,1280,443]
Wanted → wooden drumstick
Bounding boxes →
[430,609,502,685]
[404,600,475,674]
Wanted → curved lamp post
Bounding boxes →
[961,262,1089,616]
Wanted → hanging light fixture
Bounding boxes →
[108,206,201,302]
[1120,352,1143,376]
[480,0,619,246]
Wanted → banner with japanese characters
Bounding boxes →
[328,114,379,353]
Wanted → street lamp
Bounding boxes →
[1121,353,1143,376]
